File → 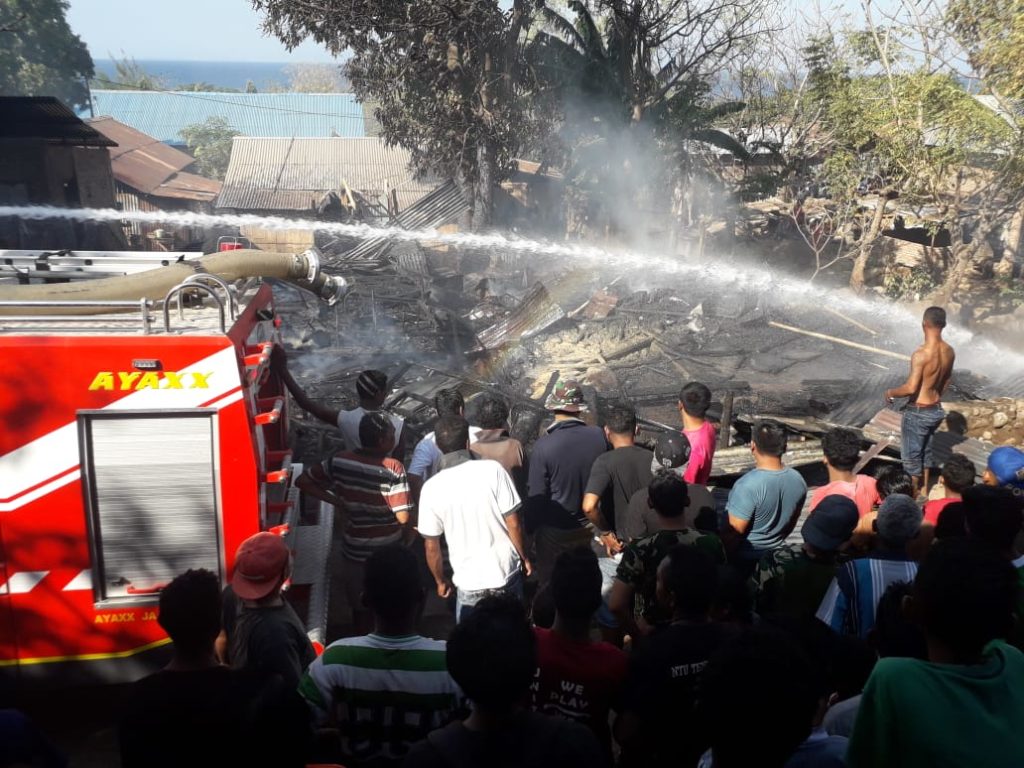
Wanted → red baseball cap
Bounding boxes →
[231,532,289,600]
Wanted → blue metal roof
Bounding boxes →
[80,90,365,144]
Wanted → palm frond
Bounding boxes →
[688,128,751,161]
[538,5,587,55]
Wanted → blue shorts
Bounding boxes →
[900,405,945,477]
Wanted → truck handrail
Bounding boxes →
[0,298,153,333]
[162,282,226,334]
[182,273,238,320]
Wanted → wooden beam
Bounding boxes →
[768,321,910,361]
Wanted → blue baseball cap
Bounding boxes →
[988,447,1024,491]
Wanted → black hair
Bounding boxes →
[474,394,510,430]
[158,569,221,657]
[876,464,913,498]
[830,635,877,700]
[356,369,388,401]
[934,501,967,540]
[752,420,788,458]
[358,411,394,449]
[941,454,976,494]
[648,471,689,518]
[434,388,465,418]
[434,415,471,454]
[871,581,927,660]
[660,544,717,618]
[697,628,817,768]
[551,548,602,622]
[679,382,712,418]
[822,427,861,471]
[363,546,423,624]
[923,306,947,328]
[446,595,536,712]
[530,585,556,630]
[914,539,1018,658]
[712,565,753,626]
[962,485,1024,552]
[603,401,637,436]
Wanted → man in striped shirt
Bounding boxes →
[299,546,461,767]
[816,493,922,637]
[298,412,413,634]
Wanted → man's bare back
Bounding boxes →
[907,340,955,405]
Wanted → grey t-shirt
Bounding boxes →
[725,467,807,556]
[622,483,718,541]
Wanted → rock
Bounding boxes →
[983,430,994,441]
[993,412,1009,428]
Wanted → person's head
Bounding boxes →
[830,634,877,700]
[698,628,817,768]
[474,393,510,430]
[544,379,586,416]
[711,565,753,626]
[434,415,471,454]
[962,485,1024,554]
[359,411,396,455]
[870,581,927,660]
[550,548,602,625]
[362,545,424,630]
[356,369,388,407]
[934,501,967,540]
[231,532,290,603]
[876,464,914,499]
[434,388,465,419]
[910,539,1018,661]
[158,568,221,659]
[940,454,976,495]
[656,544,718,620]
[647,471,689,519]
[984,446,1024,495]
[821,427,861,472]
[751,420,787,459]
[801,495,859,554]
[602,401,637,439]
[873,494,922,548]
[923,306,946,332]
[446,594,537,715]
[652,432,691,477]
[679,382,712,419]
[530,585,556,629]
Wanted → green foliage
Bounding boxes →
[883,267,940,300]
[949,0,1024,101]
[284,63,347,93]
[0,0,93,109]
[101,55,166,90]
[179,117,239,181]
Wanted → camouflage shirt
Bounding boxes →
[615,529,726,626]
[753,543,837,620]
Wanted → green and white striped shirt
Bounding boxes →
[299,633,461,763]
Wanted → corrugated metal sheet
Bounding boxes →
[826,371,978,429]
[86,116,222,199]
[337,181,467,263]
[476,282,565,350]
[862,408,994,480]
[2,97,114,146]
[82,90,365,145]
[216,137,435,212]
[975,373,1024,399]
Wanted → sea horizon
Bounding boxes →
[91,58,344,92]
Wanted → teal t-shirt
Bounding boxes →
[848,642,1024,768]
[726,467,807,555]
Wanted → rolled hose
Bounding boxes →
[0,249,348,315]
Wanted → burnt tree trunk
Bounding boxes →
[472,139,496,231]
[849,192,892,292]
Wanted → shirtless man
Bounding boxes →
[884,306,955,497]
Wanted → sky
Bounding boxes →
[66,0,337,62]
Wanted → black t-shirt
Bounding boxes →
[620,622,732,768]
[621,483,718,542]
[402,710,608,768]
[223,587,316,689]
[584,445,653,532]
[119,666,310,768]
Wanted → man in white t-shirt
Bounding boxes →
[274,349,405,457]
[407,387,480,502]
[419,416,532,622]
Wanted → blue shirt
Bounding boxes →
[816,552,918,638]
[527,419,608,529]
[726,467,807,556]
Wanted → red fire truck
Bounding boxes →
[0,247,343,689]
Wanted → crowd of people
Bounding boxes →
[108,308,1024,768]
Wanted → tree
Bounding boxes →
[284,63,347,93]
[179,117,240,181]
[245,79,258,93]
[101,54,166,90]
[0,0,93,109]
[253,0,556,229]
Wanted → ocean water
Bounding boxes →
[91,59,332,92]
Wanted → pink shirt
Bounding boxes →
[683,421,717,485]
[923,496,957,526]
[809,475,881,518]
